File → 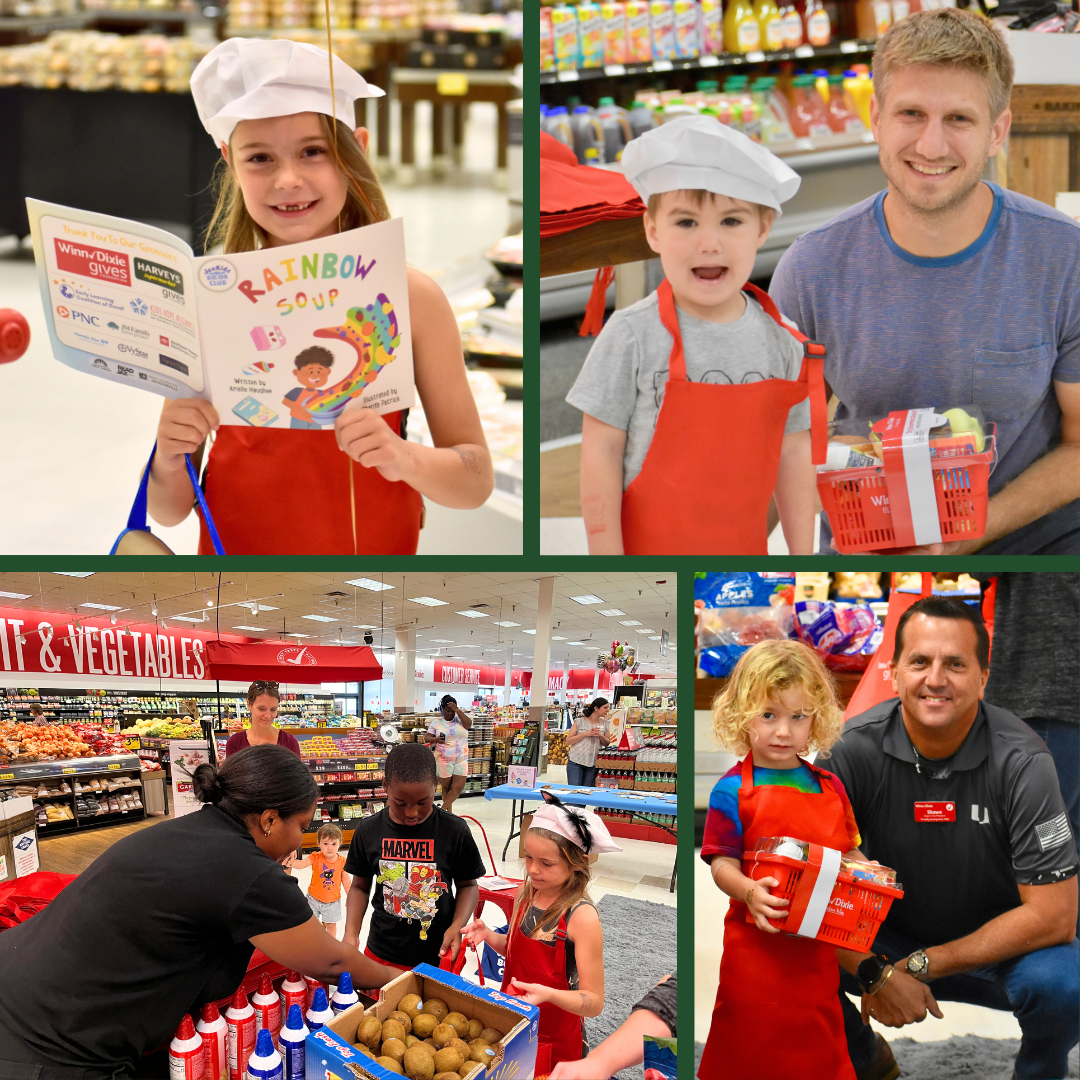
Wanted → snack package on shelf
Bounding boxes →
[833,572,883,599]
[695,573,795,678]
[793,600,882,671]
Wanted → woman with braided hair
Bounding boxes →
[462,790,621,1073]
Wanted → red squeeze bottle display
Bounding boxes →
[251,974,282,1047]
[169,1014,207,1080]
[278,971,307,1020]
[225,989,256,1080]
[196,1003,228,1080]
[303,976,327,1011]
[0,309,30,363]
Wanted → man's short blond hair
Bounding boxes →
[873,8,1014,122]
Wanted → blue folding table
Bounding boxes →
[484,783,678,891]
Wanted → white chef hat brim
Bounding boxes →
[622,114,800,217]
[191,38,385,147]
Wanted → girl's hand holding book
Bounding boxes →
[156,398,219,470]
[334,406,413,482]
[745,876,789,934]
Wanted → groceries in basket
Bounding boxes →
[743,835,903,950]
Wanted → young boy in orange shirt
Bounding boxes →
[288,822,351,937]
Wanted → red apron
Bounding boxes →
[501,909,582,1075]
[698,756,856,1080]
[196,411,424,555]
[621,278,827,555]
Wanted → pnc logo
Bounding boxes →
[56,306,70,318]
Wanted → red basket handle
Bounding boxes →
[458,814,498,878]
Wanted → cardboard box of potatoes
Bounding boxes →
[306,964,539,1080]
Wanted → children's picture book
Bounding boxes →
[26,198,415,428]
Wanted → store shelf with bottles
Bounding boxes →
[0,753,146,833]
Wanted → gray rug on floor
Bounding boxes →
[693,1037,1079,1078]
[540,315,591,442]
[589,893,677,1080]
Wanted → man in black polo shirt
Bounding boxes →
[827,596,1079,1080]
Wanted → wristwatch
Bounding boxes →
[855,954,888,994]
[905,950,931,980]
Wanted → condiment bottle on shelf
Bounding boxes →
[569,105,606,163]
[277,972,307,1020]
[813,68,831,102]
[780,0,803,47]
[251,974,282,1047]
[724,0,762,53]
[245,1028,283,1080]
[755,0,785,51]
[789,74,833,137]
[304,987,333,1032]
[542,105,574,149]
[225,990,257,1080]
[597,96,633,160]
[197,1003,229,1080]
[170,1014,207,1080]
[804,0,831,45]
[329,972,359,1014]
[826,73,867,133]
[279,1006,308,1080]
[846,66,874,126]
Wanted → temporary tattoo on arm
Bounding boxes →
[580,993,588,1013]
[452,447,482,475]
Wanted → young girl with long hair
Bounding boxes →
[699,639,872,1080]
[148,38,493,554]
[463,792,620,1075]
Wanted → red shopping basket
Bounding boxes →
[818,420,996,553]
[743,846,903,952]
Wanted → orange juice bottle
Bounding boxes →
[804,0,831,45]
[780,0,803,47]
[755,0,785,51]
[724,0,762,52]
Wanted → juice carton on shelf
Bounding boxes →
[700,0,724,54]
[306,965,539,1080]
[551,4,579,70]
[540,6,554,71]
[601,1,628,64]
[625,0,654,61]
[577,1,605,67]
[649,0,676,60]
[673,0,700,57]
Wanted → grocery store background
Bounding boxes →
[537,0,1080,555]
[0,0,523,555]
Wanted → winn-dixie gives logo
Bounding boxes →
[276,646,317,667]
[54,238,130,286]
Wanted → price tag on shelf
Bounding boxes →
[62,767,76,774]
[436,72,469,95]
[653,60,674,71]
[108,763,121,769]
[840,40,860,52]
[604,63,626,76]
[557,69,580,82]
[746,50,766,62]
[699,54,721,66]
[794,44,815,58]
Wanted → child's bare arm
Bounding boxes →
[341,870,352,893]
[711,855,790,934]
[288,854,312,869]
[580,413,627,555]
[147,399,218,527]
[774,427,816,555]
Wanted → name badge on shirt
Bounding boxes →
[914,801,955,823]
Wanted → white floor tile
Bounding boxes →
[540,516,588,555]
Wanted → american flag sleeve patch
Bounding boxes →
[1035,813,1072,853]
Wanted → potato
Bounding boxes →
[422,999,449,1023]
[433,1048,464,1074]
[432,1023,456,1048]
[466,1019,483,1041]
[443,1012,469,1040]
[411,1014,438,1039]
[403,1044,436,1080]
[398,994,424,1020]
[479,1028,503,1045]
[382,1039,407,1064]
[357,1015,383,1049]
[376,1057,405,1075]
[383,1020,408,1046]
[389,1010,414,1035]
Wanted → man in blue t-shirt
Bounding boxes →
[770,8,1080,555]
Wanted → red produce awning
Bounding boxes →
[204,641,383,684]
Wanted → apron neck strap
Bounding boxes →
[739,754,756,792]
[656,278,687,383]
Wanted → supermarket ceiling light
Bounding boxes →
[353,624,378,630]
[493,621,520,627]
[79,603,123,611]
[551,636,566,641]
[284,632,313,638]
[430,639,454,643]
[648,636,662,641]
[566,641,585,646]
[233,625,270,631]
[0,591,32,599]
[597,609,626,616]
[169,615,205,623]
[637,629,656,634]
[619,620,642,626]
[569,595,603,605]
[256,605,278,611]
[522,629,536,635]
[409,596,449,607]
[346,578,394,592]
[52,572,95,578]
[302,614,338,622]
[456,610,489,618]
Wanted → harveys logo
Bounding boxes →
[276,646,317,667]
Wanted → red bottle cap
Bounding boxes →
[259,974,273,995]
[232,989,248,1007]
[287,970,301,981]
[0,310,30,363]
[175,1014,197,1040]
[201,1003,221,1023]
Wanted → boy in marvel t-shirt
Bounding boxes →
[343,743,486,971]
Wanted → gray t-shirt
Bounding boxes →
[566,290,810,487]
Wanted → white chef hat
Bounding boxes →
[529,791,623,855]
[622,114,801,217]
[191,37,386,147]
